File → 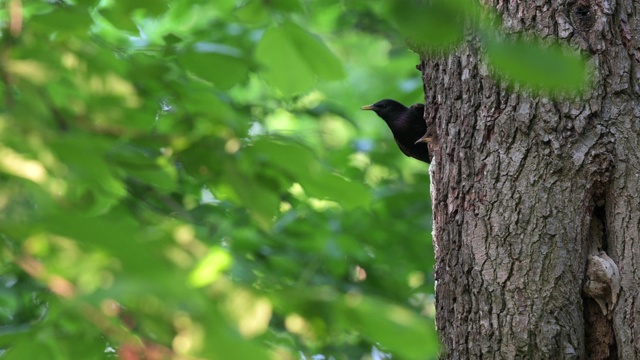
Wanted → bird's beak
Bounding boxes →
[360,104,375,110]
[415,133,434,145]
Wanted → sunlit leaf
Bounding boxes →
[189,248,232,287]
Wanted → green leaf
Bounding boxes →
[200,308,271,360]
[267,0,303,12]
[75,0,101,7]
[108,144,177,193]
[385,0,472,50]
[222,161,281,231]
[37,213,159,272]
[181,45,249,89]
[256,21,345,95]
[485,35,588,92]
[110,0,168,16]
[32,8,93,34]
[98,8,139,32]
[235,1,270,24]
[343,295,439,359]
[248,139,370,208]
[163,33,183,45]
[50,134,125,197]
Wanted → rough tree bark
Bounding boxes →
[420,0,640,358]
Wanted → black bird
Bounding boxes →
[361,99,432,164]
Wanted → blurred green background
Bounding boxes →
[0,1,438,359]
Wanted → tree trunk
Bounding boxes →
[421,0,640,358]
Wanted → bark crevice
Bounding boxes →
[583,205,617,359]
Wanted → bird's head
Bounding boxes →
[360,99,407,123]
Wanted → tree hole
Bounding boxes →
[571,1,596,31]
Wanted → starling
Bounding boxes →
[361,99,432,164]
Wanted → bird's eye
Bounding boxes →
[378,104,386,108]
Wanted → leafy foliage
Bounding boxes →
[0,0,436,359]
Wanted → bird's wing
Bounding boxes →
[393,137,413,158]
[409,103,425,112]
